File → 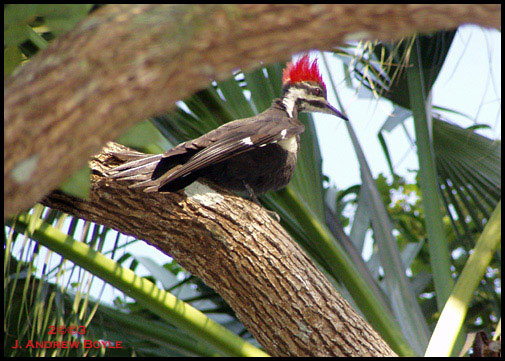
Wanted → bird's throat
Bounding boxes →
[278,136,298,153]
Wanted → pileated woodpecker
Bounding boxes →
[110,55,348,197]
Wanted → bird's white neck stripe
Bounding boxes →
[283,97,296,118]
[282,88,306,118]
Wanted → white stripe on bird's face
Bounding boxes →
[282,87,305,118]
[282,83,327,118]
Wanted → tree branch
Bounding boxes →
[41,142,396,356]
[5,4,500,217]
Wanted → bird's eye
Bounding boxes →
[313,88,321,96]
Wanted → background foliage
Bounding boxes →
[5,4,501,357]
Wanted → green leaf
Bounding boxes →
[9,214,269,357]
[59,165,91,200]
[37,4,93,35]
[407,37,454,309]
[116,119,170,154]
[4,45,24,76]
[425,201,501,356]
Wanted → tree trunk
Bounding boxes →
[5,4,500,217]
[42,142,396,357]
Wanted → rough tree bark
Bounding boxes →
[5,4,500,217]
[41,142,397,357]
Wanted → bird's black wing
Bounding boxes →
[143,118,305,191]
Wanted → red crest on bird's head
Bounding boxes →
[282,54,325,90]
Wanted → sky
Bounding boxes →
[10,25,501,307]
[314,25,501,191]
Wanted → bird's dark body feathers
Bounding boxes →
[110,100,304,195]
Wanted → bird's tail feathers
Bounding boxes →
[109,150,199,193]
[109,151,163,187]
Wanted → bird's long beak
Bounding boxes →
[323,100,348,121]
